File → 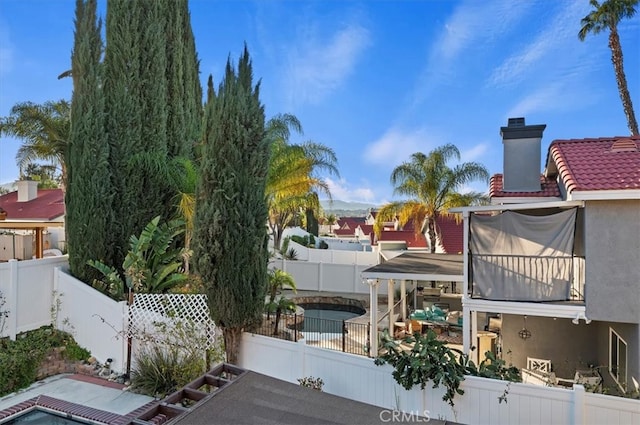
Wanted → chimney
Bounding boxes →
[500,117,546,192]
[17,180,39,202]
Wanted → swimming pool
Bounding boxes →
[297,302,365,333]
[3,408,94,424]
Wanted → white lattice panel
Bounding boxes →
[129,293,218,350]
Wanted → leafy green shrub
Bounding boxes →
[375,329,466,406]
[375,330,521,407]
[0,326,90,397]
[88,216,189,299]
[290,234,316,247]
[131,345,205,398]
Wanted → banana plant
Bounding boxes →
[88,216,190,299]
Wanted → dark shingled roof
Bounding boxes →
[171,371,408,425]
[362,252,463,280]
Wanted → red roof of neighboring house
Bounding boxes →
[546,136,640,193]
[376,230,427,249]
[357,224,374,235]
[489,174,561,199]
[334,228,356,236]
[337,217,366,229]
[0,189,65,221]
[435,216,463,254]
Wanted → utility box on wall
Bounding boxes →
[0,233,34,261]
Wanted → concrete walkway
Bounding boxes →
[0,373,154,415]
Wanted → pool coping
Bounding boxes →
[0,374,158,424]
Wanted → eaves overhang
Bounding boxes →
[463,297,586,320]
[567,189,640,201]
[450,200,584,215]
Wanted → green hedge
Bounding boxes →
[0,326,90,396]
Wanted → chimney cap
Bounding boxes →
[501,117,546,140]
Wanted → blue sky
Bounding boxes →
[1,0,639,205]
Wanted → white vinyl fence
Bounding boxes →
[0,257,69,340]
[56,267,128,373]
[1,258,217,374]
[286,241,377,264]
[270,259,387,295]
[239,333,640,425]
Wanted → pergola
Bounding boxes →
[0,221,64,259]
[361,251,463,355]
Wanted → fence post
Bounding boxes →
[53,266,60,331]
[8,259,18,341]
[342,320,346,352]
[572,384,585,425]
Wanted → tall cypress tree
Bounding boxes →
[166,0,187,158]
[182,3,202,158]
[128,0,168,233]
[66,0,113,282]
[103,0,142,269]
[193,46,270,364]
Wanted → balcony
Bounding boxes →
[469,254,585,303]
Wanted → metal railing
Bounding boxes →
[253,311,371,357]
[469,254,586,301]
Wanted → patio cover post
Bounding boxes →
[387,279,394,332]
[367,279,379,356]
[471,311,478,364]
[400,279,407,322]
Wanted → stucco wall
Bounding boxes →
[584,200,640,323]
[501,314,597,379]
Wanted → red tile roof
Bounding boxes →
[435,216,463,254]
[0,189,65,221]
[489,174,561,198]
[337,217,366,229]
[334,228,356,236]
[546,136,640,192]
[376,230,427,248]
[357,224,374,235]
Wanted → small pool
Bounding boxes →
[4,409,94,424]
[297,302,365,333]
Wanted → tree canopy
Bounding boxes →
[579,0,639,135]
[193,46,270,364]
[374,144,489,253]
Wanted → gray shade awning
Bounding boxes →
[361,252,464,282]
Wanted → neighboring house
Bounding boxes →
[454,118,639,396]
[0,180,65,260]
[369,216,463,253]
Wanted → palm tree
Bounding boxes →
[326,213,337,234]
[579,0,639,135]
[265,269,297,332]
[374,144,489,253]
[0,100,71,188]
[265,114,339,250]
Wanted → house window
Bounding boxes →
[609,328,627,391]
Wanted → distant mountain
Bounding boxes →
[320,199,379,213]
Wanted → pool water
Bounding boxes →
[300,304,365,333]
[5,409,91,424]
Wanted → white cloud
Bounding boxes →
[285,22,371,105]
[488,0,591,88]
[412,0,534,104]
[507,85,560,117]
[325,177,376,203]
[364,127,441,167]
[460,143,489,163]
